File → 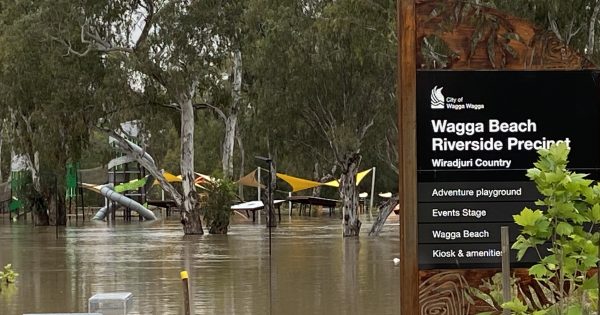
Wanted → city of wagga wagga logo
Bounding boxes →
[430,86,484,110]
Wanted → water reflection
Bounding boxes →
[0,215,400,314]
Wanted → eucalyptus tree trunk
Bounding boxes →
[340,153,361,237]
[587,0,600,56]
[0,133,3,183]
[47,154,67,226]
[222,115,238,179]
[221,49,242,179]
[27,152,41,193]
[312,162,322,197]
[47,188,66,226]
[312,162,335,197]
[180,97,203,234]
[27,152,48,225]
[236,133,245,197]
[368,195,399,236]
[11,109,48,224]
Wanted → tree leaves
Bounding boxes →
[512,142,600,313]
[514,207,544,227]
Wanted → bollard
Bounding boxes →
[181,271,191,315]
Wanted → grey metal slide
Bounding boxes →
[93,185,157,220]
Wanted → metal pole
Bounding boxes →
[501,226,511,315]
[398,0,418,313]
[257,167,261,201]
[267,161,275,228]
[369,167,376,216]
[288,192,292,219]
[267,161,273,315]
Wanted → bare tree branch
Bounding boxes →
[161,103,181,111]
[358,117,375,141]
[548,12,564,42]
[193,102,227,121]
[565,16,582,45]
[50,35,94,57]
[135,0,155,51]
[98,125,185,210]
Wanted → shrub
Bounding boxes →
[511,143,600,313]
[203,177,237,234]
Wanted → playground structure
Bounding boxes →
[0,169,31,222]
[1,120,381,224]
[84,181,156,221]
[0,158,383,224]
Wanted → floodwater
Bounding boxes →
[0,211,400,314]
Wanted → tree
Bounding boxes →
[50,0,238,234]
[247,0,396,236]
[0,0,106,225]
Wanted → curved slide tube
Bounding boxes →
[93,185,157,220]
[93,203,116,221]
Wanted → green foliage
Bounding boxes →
[246,0,395,169]
[0,264,19,285]
[203,176,237,234]
[501,299,529,314]
[470,272,598,314]
[512,142,600,313]
[470,273,518,311]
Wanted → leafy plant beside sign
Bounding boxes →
[509,142,600,314]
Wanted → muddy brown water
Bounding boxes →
[0,213,400,314]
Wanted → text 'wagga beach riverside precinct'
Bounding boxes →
[430,187,522,198]
[430,118,571,152]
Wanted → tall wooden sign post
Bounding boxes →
[398,0,419,314]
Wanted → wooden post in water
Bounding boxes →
[501,226,511,315]
[180,270,191,315]
[398,0,418,314]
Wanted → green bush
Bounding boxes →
[0,264,19,285]
[203,177,237,234]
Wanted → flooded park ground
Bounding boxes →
[0,211,400,314]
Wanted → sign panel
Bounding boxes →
[417,70,600,269]
[418,201,535,223]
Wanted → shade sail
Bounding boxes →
[323,168,372,187]
[151,171,182,186]
[276,173,322,192]
[237,169,265,188]
[195,173,216,183]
